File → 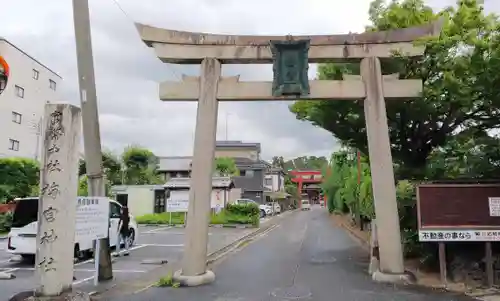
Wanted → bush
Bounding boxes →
[136,204,260,227]
[322,149,424,258]
[0,212,12,233]
[225,203,259,216]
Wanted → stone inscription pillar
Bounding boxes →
[177,58,220,284]
[35,103,82,296]
[360,57,405,274]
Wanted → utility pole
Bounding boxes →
[72,0,113,281]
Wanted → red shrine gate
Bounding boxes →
[290,170,325,206]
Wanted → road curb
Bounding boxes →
[94,210,296,299]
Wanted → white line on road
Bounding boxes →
[6,268,147,273]
[73,276,94,285]
[75,269,146,273]
[141,244,183,247]
[1,244,149,274]
[142,227,172,234]
[142,231,212,236]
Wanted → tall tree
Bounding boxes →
[121,145,162,185]
[289,0,500,178]
[214,157,239,176]
[271,156,285,170]
[0,158,39,201]
[79,151,122,185]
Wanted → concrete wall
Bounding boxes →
[111,185,157,217]
[0,39,61,159]
[228,188,242,203]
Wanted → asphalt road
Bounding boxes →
[123,206,477,301]
[0,223,258,301]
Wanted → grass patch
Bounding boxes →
[137,205,260,227]
[157,272,180,288]
[135,212,185,225]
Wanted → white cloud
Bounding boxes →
[3,0,494,160]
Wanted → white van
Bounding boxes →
[301,199,311,211]
[6,197,139,260]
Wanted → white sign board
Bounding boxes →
[489,197,500,216]
[75,197,110,241]
[167,190,189,212]
[419,230,500,242]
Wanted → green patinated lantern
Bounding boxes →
[270,38,310,97]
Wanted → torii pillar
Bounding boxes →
[135,20,441,286]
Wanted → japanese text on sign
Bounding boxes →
[167,199,189,212]
[489,197,500,217]
[75,197,110,241]
[37,109,66,272]
[419,230,500,242]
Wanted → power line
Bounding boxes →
[109,0,182,81]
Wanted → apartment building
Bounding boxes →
[0,37,61,159]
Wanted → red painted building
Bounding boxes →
[290,170,324,205]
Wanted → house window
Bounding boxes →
[265,178,272,186]
[11,112,22,124]
[49,79,56,90]
[15,85,24,98]
[8,139,19,151]
[32,69,39,80]
[245,170,254,177]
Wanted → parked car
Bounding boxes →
[301,199,311,211]
[7,197,138,260]
[266,202,281,215]
[233,198,272,218]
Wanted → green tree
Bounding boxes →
[214,157,239,176]
[290,0,500,178]
[79,146,163,189]
[0,158,39,202]
[271,156,285,170]
[79,151,122,185]
[121,145,162,185]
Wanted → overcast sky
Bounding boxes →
[1,0,495,160]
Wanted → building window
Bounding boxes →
[245,170,254,177]
[11,112,22,124]
[32,69,39,80]
[265,178,272,186]
[49,79,56,90]
[15,85,24,98]
[8,139,19,151]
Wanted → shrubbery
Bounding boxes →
[322,150,422,258]
[0,212,12,234]
[135,203,260,227]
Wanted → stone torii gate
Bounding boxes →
[135,21,440,286]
